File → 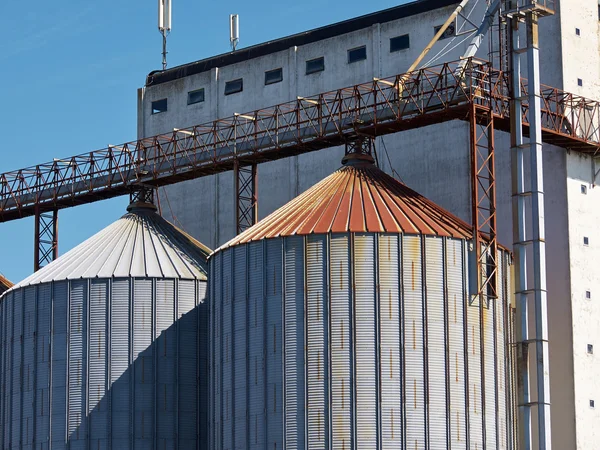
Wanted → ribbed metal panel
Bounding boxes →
[23,287,36,448]
[221,248,233,450]
[197,281,209,450]
[496,252,508,450]
[111,278,131,448]
[248,241,265,449]
[403,235,425,448]
[12,288,23,449]
[467,296,483,450]
[485,298,497,450]
[36,283,51,445]
[178,279,200,448]
[354,233,378,448]
[51,281,68,448]
[89,280,108,445]
[156,279,176,449]
[212,250,223,450]
[284,236,305,450]
[133,279,153,448]
[210,232,513,450]
[266,239,284,449]
[447,239,466,449]
[330,234,352,450]
[233,245,247,449]
[378,234,402,449]
[306,235,327,449]
[425,237,447,449]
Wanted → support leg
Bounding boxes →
[235,161,258,234]
[34,208,58,272]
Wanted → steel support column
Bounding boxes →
[506,2,553,448]
[34,207,58,272]
[470,104,498,303]
[234,161,258,234]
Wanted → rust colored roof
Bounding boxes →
[218,159,473,251]
[0,274,13,293]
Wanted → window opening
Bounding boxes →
[434,22,456,40]
[151,99,167,114]
[187,88,205,105]
[390,34,410,52]
[265,68,283,85]
[347,46,367,63]
[224,78,243,95]
[306,57,325,75]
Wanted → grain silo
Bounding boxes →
[0,193,210,450]
[209,150,515,449]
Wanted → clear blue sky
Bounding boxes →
[0,0,409,283]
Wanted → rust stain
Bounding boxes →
[455,353,459,383]
[414,379,417,409]
[391,409,395,439]
[457,411,461,441]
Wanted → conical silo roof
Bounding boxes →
[9,202,210,292]
[218,157,472,251]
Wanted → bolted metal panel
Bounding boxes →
[197,281,209,450]
[354,233,378,448]
[248,241,265,449]
[425,237,448,448]
[378,234,402,449]
[485,299,498,449]
[403,235,426,448]
[329,234,352,450]
[233,245,248,449]
[266,239,284,449]
[306,235,328,450]
[283,236,305,450]
[447,239,467,449]
[12,288,23,448]
[212,250,223,450]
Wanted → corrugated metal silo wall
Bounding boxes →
[0,277,208,450]
[209,233,517,449]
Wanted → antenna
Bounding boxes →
[230,14,239,51]
[158,0,172,70]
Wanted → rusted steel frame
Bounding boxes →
[470,103,498,303]
[34,206,58,272]
[234,160,258,234]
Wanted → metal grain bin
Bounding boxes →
[0,200,210,450]
[209,153,515,449]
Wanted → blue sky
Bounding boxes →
[0,0,409,283]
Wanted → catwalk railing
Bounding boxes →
[1,58,599,222]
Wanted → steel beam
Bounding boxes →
[34,207,58,272]
[470,104,498,303]
[234,161,258,234]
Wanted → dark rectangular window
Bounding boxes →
[347,46,367,63]
[434,22,456,40]
[306,57,325,75]
[265,68,283,85]
[224,78,243,95]
[151,98,167,114]
[578,78,583,86]
[390,34,410,52]
[576,27,581,35]
[586,290,592,299]
[187,88,205,105]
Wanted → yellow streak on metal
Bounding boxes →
[414,379,417,409]
[391,409,395,439]
[413,320,416,350]
[457,411,461,441]
[455,352,459,383]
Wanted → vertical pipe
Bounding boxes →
[509,16,532,450]
[526,14,552,450]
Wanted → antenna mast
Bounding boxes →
[230,14,239,51]
[158,0,172,69]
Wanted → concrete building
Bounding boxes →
[137,0,600,447]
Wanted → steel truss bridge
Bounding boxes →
[1,58,599,275]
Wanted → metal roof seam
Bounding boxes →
[362,171,386,232]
